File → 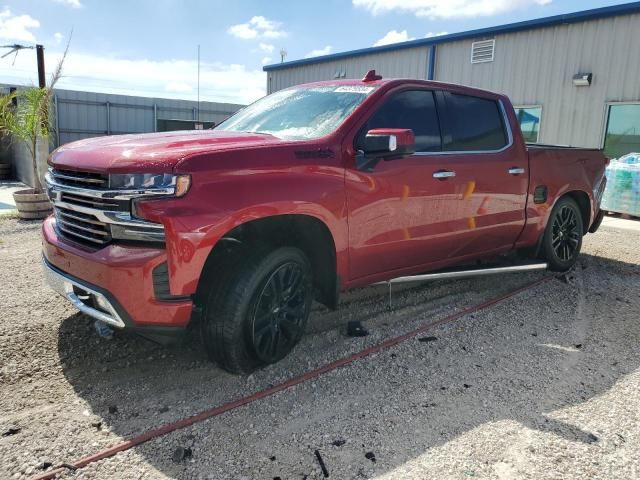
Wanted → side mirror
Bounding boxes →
[357,128,416,171]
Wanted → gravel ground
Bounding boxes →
[0,217,639,479]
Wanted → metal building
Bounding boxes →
[1,85,243,185]
[263,2,640,158]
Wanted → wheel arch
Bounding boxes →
[562,190,591,234]
[195,213,340,311]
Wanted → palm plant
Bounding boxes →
[0,46,67,192]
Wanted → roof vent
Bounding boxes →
[362,70,382,82]
[471,39,495,64]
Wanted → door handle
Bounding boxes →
[508,167,525,175]
[433,170,456,179]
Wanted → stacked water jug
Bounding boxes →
[601,153,640,217]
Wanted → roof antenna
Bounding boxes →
[362,69,382,82]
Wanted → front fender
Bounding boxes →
[135,165,348,296]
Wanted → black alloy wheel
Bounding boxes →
[251,261,308,363]
[551,204,581,262]
[542,196,583,272]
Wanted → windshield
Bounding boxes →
[215,85,377,140]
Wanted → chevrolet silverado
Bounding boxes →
[43,71,608,373]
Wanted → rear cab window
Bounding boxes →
[439,92,509,152]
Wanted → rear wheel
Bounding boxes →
[542,197,584,272]
[201,246,312,374]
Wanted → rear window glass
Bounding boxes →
[442,93,507,151]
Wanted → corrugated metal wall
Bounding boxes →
[51,88,244,146]
[265,12,640,149]
[434,13,640,148]
[267,47,430,93]
[0,85,244,185]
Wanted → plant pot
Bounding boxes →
[0,163,10,180]
[12,188,52,220]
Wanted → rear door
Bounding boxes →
[434,91,528,256]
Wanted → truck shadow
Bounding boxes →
[56,252,640,478]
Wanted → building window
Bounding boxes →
[603,103,640,159]
[156,119,215,132]
[471,39,495,64]
[514,106,542,143]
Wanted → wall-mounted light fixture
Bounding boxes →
[573,73,593,87]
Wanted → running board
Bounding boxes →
[375,262,548,286]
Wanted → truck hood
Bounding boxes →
[49,130,288,173]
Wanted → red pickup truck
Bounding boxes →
[43,72,607,373]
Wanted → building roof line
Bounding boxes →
[263,1,640,71]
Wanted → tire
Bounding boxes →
[201,246,313,374]
[542,197,584,272]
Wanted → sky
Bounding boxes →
[0,0,630,105]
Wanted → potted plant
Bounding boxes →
[0,53,65,219]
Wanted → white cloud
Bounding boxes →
[258,43,274,53]
[228,16,286,40]
[373,29,414,46]
[0,49,265,105]
[304,45,332,58]
[227,23,258,39]
[249,16,279,31]
[53,32,64,44]
[261,56,272,65]
[53,0,83,8]
[353,0,552,19]
[425,31,448,38]
[0,7,40,42]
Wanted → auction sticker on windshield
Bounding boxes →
[334,86,375,94]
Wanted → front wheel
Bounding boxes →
[201,246,313,374]
[542,197,584,272]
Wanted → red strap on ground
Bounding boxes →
[33,275,551,480]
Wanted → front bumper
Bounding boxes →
[42,216,193,332]
[43,257,126,328]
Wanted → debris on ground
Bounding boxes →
[171,446,192,463]
[418,336,438,343]
[1,427,20,437]
[314,449,329,478]
[346,321,369,337]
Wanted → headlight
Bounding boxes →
[108,173,191,197]
[109,173,176,190]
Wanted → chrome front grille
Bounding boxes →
[50,168,108,189]
[54,206,112,246]
[60,192,129,211]
[46,168,168,248]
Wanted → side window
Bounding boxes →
[360,90,441,152]
[442,93,508,151]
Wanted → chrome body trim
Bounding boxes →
[46,171,176,199]
[375,263,548,286]
[433,170,456,179]
[43,258,126,328]
[508,167,526,175]
[52,199,164,229]
[51,170,106,184]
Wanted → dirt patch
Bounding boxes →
[0,217,639,479]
